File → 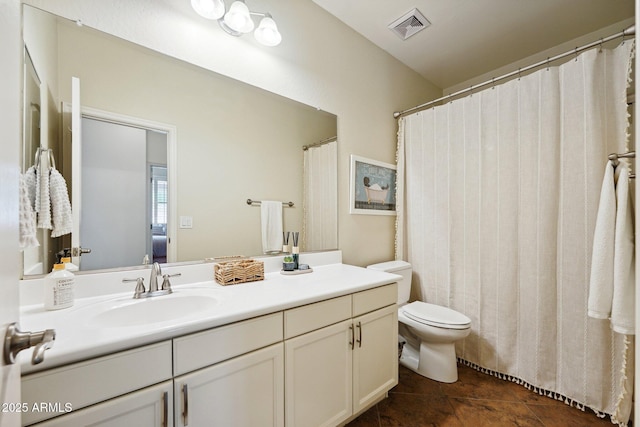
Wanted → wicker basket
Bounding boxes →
[214,259,264,285]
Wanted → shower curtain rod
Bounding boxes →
[302,136,337,151]
[393,25,636,119]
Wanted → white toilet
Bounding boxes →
[367,260,471,383]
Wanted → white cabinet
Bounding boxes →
[172,313,284,426]
[284,284,398,427]
[32,381,173,427]
[22,341,173,426]
[285,320,353,427]
[352,304,398,414]
[22,283,397,427]
[175,343,284,427]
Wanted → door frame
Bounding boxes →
[61,104,177,265]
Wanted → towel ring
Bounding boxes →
[34,148,55,170]
[47,149,56,170]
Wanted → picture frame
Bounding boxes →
[349,155,397,215]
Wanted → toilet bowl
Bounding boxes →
[367,261,471,383]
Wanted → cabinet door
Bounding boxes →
[33,381,173,427]
[285,319,353,427]
[175,343,283,427]
[352,304,398,414]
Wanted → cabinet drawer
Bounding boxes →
[32,381,173,427]
[22,341,172,425]
[352,283,397,317]
[284,295,351,339]
[173,312,283,375]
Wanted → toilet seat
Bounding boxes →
[402,301,471,330]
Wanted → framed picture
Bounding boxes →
[349,155,397,215]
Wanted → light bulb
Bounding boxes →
[254,16,281,46]
[191,0,225,20]
[224,1,254,33]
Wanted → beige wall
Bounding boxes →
[24,0,442,267]
[445,18,635,95]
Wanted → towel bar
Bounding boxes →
[608,151,635,166]
[246,199,294,207]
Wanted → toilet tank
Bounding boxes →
[367,260,412,305]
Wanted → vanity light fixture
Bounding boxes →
[191,0,282,46]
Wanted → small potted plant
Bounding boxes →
[283,256,296,271]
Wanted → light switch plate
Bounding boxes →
[179,216,193,229]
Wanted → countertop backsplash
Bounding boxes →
[19,250,343,306]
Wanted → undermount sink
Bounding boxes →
[78,289,222,328]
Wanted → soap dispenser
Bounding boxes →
[44,262,75,310]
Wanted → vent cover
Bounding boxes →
[388,8,430,40]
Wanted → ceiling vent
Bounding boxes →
[388,8,430,40]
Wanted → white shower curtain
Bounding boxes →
[303,140,338,251]
[396,41,634,422]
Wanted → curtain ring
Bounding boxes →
[546,57,550,71]
[469,85,474,97]
[517,68,522,81]
[491,77,495,89]
[599,38,604,53]
[574,47,579,62]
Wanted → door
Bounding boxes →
[352,305,399,413]
[79,117,147,270]
[284,319,353,427]
[69,76,84,269]
[1,1,24,426]
[175,343,284,427]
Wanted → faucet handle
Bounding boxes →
[161,273,181,293]
[123,277,146,298]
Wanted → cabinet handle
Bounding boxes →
[182,384,189,426]
[161,391,168,427]
[356,321,362,348]
[349,324,355,350]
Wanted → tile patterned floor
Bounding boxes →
[347,364,618,427]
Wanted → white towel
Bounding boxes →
[588,161,616,319]
[49,168,73,237]
[261,201,283,254]
[24,166,37,210]
[18,174,39,250]
[36,155,52,229]
[611,162,635,334]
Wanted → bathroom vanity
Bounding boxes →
[18,254,399,426]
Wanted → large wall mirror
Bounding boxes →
[22,5,338,277]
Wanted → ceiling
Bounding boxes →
[311,0,634,90]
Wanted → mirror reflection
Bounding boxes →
[22,5,338,277]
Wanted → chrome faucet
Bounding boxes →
[149,262,162,293]
[122,262,181,299]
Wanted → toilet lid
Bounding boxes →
[402,301,471,329]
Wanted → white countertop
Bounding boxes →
[19,262,400,374]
